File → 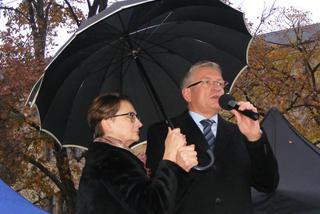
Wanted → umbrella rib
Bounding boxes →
[118,45,129,84]
[130,22,174,36]
[128,21,194,60]
[138,48,182,89]
[137,36,193,63]
[117,12,128,36]
[69,51,127,126]
[81,39,131,60]
[117,11,168,118]
[143,11,173,42]
[83,42,129,78]
[138,33,243,64]
[130,22,177,50]
[137,34,185,52]
[116,54,167,121]
[110,0,177,111]
[134,57,172,124]
[101,38,131,53]
[131,21,246,62]
[125,3,174,50]
[130,21,200,54]
[87,46,167,121]
[103,51,134,85]
[79,45,134,99]
[135,31,202,53]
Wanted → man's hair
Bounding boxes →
[87,93,132,138]
[181,60,222,89]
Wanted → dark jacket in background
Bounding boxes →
[146,111,279,214]
[76,141,191,214]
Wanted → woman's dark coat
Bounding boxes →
[76,141,190,214]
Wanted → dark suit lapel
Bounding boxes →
[172,111,212,166]
[215,115,227,145]
[215,115,233,157]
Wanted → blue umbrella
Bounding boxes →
[0,179,49,214]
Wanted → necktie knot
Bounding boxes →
[200,119,214,128]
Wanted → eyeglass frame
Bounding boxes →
[108,112,140,123]
[187,79,229,89]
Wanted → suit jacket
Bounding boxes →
[146,111,279,214]
[76,141,191,214]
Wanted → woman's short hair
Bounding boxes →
[181,60,222,89]
[87,93,132,138]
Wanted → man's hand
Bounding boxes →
[231,101,261,142]
[162,128,198,171]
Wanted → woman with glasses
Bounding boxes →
[76,93,198,214]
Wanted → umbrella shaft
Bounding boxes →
[134,58,174,128]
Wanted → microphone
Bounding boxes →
[219,94,259,121]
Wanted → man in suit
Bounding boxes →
[146,61,279,214]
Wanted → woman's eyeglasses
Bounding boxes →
[109,112,139,123]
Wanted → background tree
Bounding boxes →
[232,7,320,145]
[0,0,111,213]
[1,1,319,214]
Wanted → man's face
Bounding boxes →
[182,67,226,117]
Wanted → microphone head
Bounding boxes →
[219,94,235,111]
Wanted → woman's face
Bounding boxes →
[104,100,143,147]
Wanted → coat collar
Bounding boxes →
[94,136,131,152]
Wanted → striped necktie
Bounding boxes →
[200,119,215,150]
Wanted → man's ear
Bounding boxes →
[182,88,191,102]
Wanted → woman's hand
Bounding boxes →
[163,128,186,162]
[163,128,198,172]
[176,145,198,172]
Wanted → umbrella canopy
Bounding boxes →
[0,179,49,214]
[253,108,320,214]
[27,0,252,148]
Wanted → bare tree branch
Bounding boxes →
[63,0,81,26]
[24,155,64,191]
[0,6,31,22]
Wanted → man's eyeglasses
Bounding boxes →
[109,112,139,123]
[187,79,229,89]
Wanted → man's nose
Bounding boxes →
[210,85,223,91]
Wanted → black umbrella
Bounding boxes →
[27,0,252,150]
[253,108,320,214]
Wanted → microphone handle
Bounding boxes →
[234,105,259,121]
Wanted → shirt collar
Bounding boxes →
[189,111,218,124]
[188,111,218,137]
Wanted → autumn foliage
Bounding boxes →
[232,8,320,144]
[0,2,319,214]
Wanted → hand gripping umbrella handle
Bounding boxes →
[165,120,214,171]
[193,149,214,171]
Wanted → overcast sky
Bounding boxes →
[231,0,320,26]
[1,0,319,54]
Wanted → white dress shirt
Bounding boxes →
[189,111,218,137]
